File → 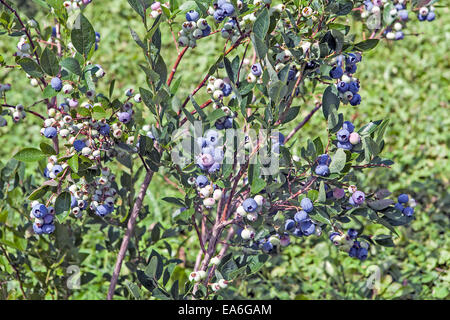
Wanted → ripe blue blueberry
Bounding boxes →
[33,223,43,235]
[346,53,358,65]
[402,206,414,217]
[337,129,350,142]
[95,204,110,217]
[394,202,404,212]
[223,117,233,129]
[42,224,55,234]
[44,127,57,138]
[417,14,426,21]
[315,164,330,176]
[50,77,62,91]
[317,154,331,165]
[221,3,235,16]
[196,175,209,188]
[285,219,295,231]
[342,121,355,133]
[329,232,340,242]
[329,66,344,79]
[292,228,304,237]
[357,247,368,261]
[73,140,86,152]
[99,124,110,136]
[43,214,54,225]
[51,165,63,176]
[351,191,365,205]
[349,93,361,106]
[32,204,48,218]
[222,83,232,96]
[213,9,225,22]
[208,162,221,173]
[348,81,360,94]
[262,241,273,253]
[251,63,262,76]
[202,25,212,37]
[337,81,349,93]
[398,10,408,21]
[347,228,358,239]
[205,130,219,146]
[118,112,131,124]
[337,141,353,150]
[299,219,315,236]
[364,0,374,12]
[243,198,258,213]
[294,210,308,223]
[300,197,313,213]
[398,194,409,204]
[395,31,404,40]
[427,12,435,21]
[186,10,200,22]
[349,245,358,258]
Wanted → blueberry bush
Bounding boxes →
[0,0,448,300]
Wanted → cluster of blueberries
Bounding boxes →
[207,77,233,102]
[220,17,240,44]
[30,202,56,235]
[336,120,361,151]
[194,175,224,208]
[284,197,318,237]
[330,53,362,106]
[178,10,212,48]
[394,193,414,217]
[315,153,331,177]
[417,6,436,22]
[212,0,236,22]
[330,229,370,261]
[196,129,224,173]
[43,156,65,179]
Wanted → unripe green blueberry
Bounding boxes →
[210,256,221,265]
[241,227,255,240]
[349,132,361,145]
[213,90,224,100]
[203,197,216,207]
[246,212,258,222]
[178,36,189,47]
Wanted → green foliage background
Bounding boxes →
[0,1,448,299]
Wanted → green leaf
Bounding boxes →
[322,85,340,120]
[13,148,45,162]
[40,47,59,76]
[71,13,96,58]
[128,0,146,19]
[353,39,379,51]
[40,142,57,155]
[17,58,44,78]
[127,282,142,300]
[281,106,300,124]
[251,177,266,194]
[368,199,395,211]
[68,154,79,173]
[251,34,268,59]
[55,191,71,221]
[60,57,82,76]
[318,181,326,203]
[253,7,269,39]
[28,186,49,201]
[42,85,58,99]
[329,148,346,173]
[92,105,106,120]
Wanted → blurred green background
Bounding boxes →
[0,1,448,299]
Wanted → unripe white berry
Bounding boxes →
[241,227,255,240]
[213,189,223,201]
[81,147,92,156]
[203,197,216,207]
[218,279,229,288]
[210,256,221,265]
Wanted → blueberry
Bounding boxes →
[95,204,110,217]
[402,206,414,217]
[196,175,209,188]
[186,10,200,22]
[342,121,355,133]
[262,241,273,253]
[208,162,221,173]
[222,83,232,96]
[357,247,368,261]
[395,31,404,40]
[426,12,435,21]
[294,210,308,223]
[99,124,110,136]
[271,142,280,154]
[337,81,349,93]
[73,140,86,152]
[329,66,343,79]
[394,202,404,212]
[32,204,48,218]
[44,168,50,178]
[51,27,56,38]
[337,141,353,150]
[202,25,211,37]
[364,0,373,11]
[42,224,55,234]
[44,127,57,139]
[242,198,258,213]
[317,154,331,165]
[417,14,426,21]
[292,228,303,237]
[223,117,233,129]
[213,9,225,22]
[50,77,62,91]
[51,165,63,176]
[221,3,235,16]
[348,82,360,94]
[329,232,340,242]
[347,228,358,239]
[205,130,219,146]
[351,191,365,205]
[33,223,44,235]
[118,112,131,124]
[285,219,296,231]
[251,63,262,76]
[315,164,330,176]
[345,64,357,74]
[299,219,315,236]
[349,93,361,106]
[346,53,358,65]
[215,120,225,130]
[349,246,358,258]
[398,194,409,204]
[300,197,313,213]
[288,67,297,81]
[337,129,350,142]
[398,9,408,21]
[276,132,285,145]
